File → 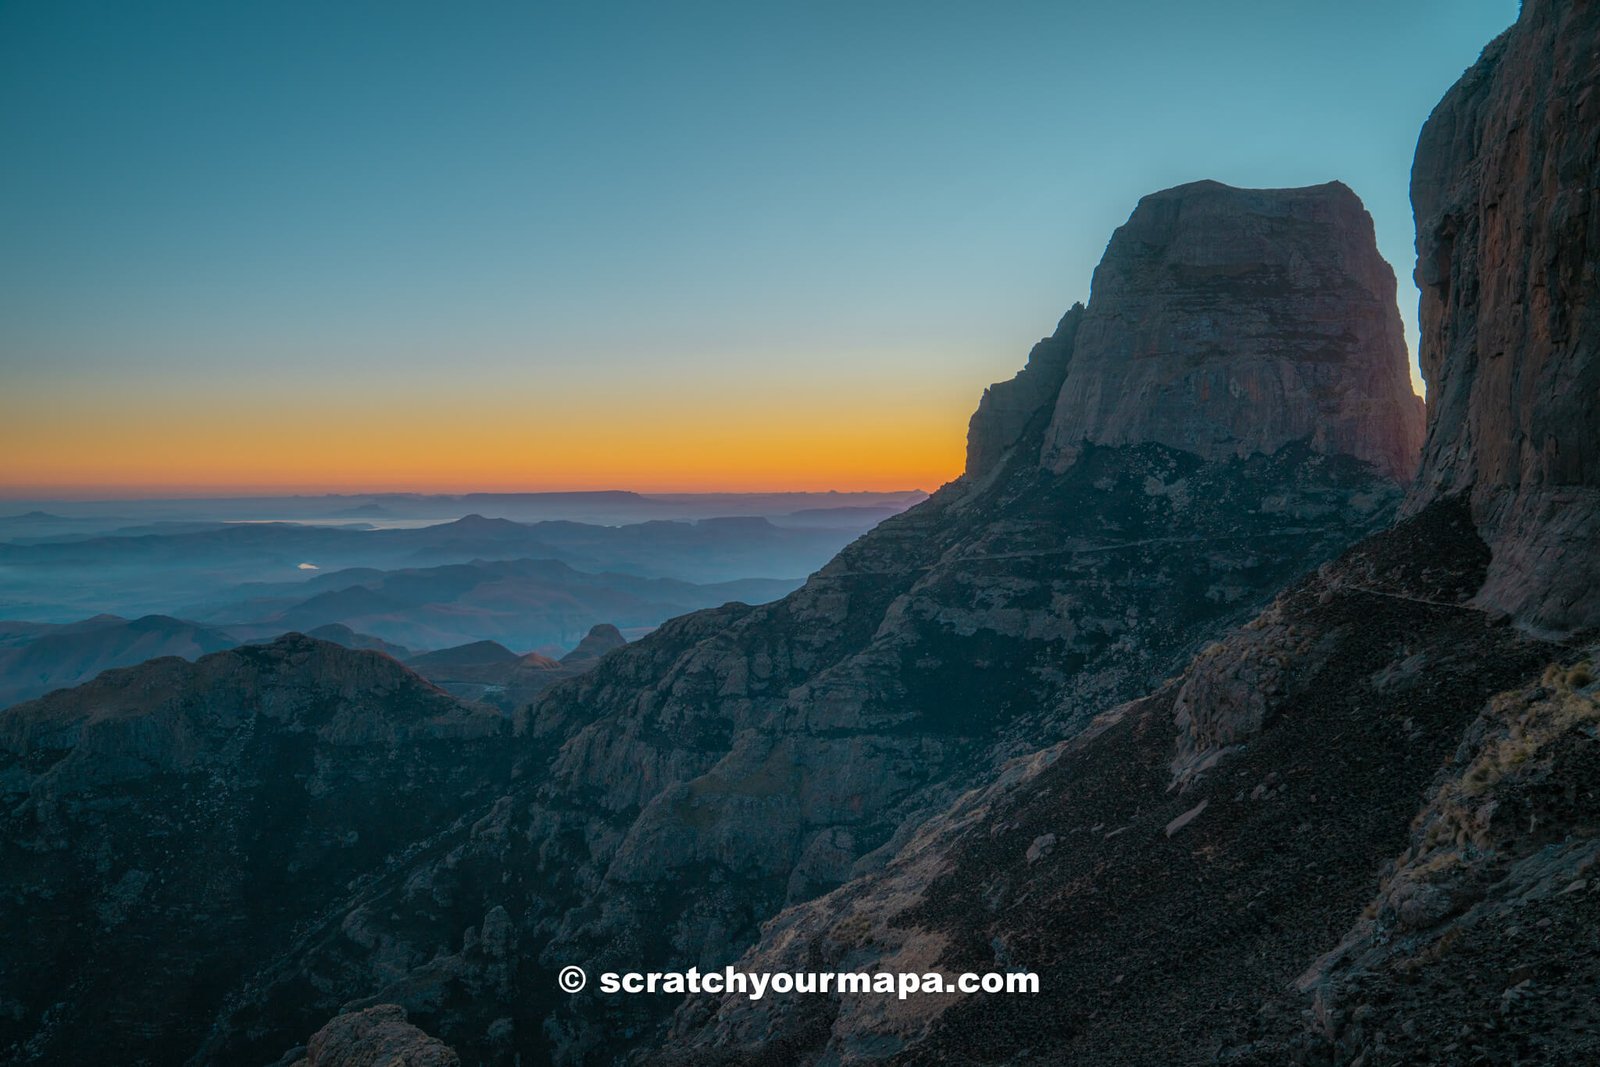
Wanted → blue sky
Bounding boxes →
[0,0,1519,493]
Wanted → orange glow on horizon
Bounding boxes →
[0,372,974,497]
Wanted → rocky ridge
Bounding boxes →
[0,636,511,1065]
[283,1004,460,1067]
[185,179,1424,1066]
[964,303,1082,480]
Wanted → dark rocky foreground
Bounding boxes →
[2,1,1597,1064]
[0,637,511,1064]
[652,498,1572,1065]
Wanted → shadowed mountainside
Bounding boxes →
[0,613,238,707]
[653,2,1600,1062]
[0,637,511,1065]
[186,179,1425,1066]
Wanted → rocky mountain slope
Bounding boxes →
[653,497,1560,1065]
[179,179,1424,1066]
[0,613,239,708]
[649,2,1600,1063]
[0,637,511,1065]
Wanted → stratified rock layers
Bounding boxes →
[1041,181,1424,483]
[1410,0,1600,633]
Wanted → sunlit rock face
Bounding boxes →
[1040,180,1424,484]
[1409,0,1600,635]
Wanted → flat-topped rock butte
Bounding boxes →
[971,179,1424,484]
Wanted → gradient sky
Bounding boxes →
[0,0,1518,496]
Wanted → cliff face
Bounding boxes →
[652,5,1600,1064]
[963,303,1082,480]
[1040,181,1424,483]
[1410,0,1600,633]
[183,182,1423,1066]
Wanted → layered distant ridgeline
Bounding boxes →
[0,507,894,623]
[0,504,873,710]
[0,614,238,708]
[4,3,1598,1065]
[0,538,802,709]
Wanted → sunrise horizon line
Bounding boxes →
[0,482,938,503]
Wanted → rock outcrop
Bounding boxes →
[1409,0,1600,634]
[1040,180,1424,482]
[964,304,1082,479]
[287,1005,460,1067]
[558,622,628,665]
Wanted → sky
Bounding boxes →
[0,0,1519,497]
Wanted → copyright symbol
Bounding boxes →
[558,965,587,993]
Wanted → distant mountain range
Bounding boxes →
[0,489,926,538]
[0,512,887,621]
[202,556,798,650]
[0,552,768,707]
[402,624,628,710]
[0,614,238,708]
